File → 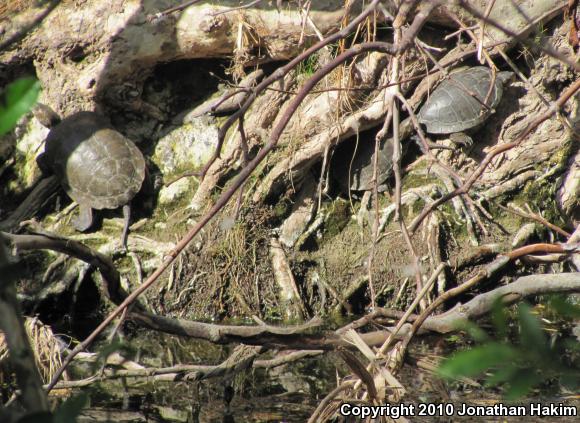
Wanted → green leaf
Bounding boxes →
[560,371,580,391]
[504,368,543,400]
[460,320,490,343]
[517,303,548,353]
[53,393,89,423]
[437,343,517,379]
[484,365,519,387]
[491,298,509,339]
[0,77,40,135]
[548,296,580,319]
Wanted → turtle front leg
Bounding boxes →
[73,204,94,232]
[121,204,131,250]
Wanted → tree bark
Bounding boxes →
[1,0,358,113]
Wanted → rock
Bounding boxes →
[158,178,191,205]
[152,115,218,177]
[12,117,48,191]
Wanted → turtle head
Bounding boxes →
[33,103,61,128]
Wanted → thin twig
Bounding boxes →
[409,77,580,233]
[211,0,263,17]
[377,263,446,357]
[45,39,412,393]
[499,204,572,238]
[146,0,203,22]
[198,0,383,180]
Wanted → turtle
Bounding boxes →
[418,66,513,144]
[334,136,396,193]
[336,67,512,192]
[34,104,146,248]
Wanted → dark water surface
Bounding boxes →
[69,326,579,422]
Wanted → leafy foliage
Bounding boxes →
[15,393,89,423]
[0,77,40,135]
[52,393,89,423]
[437,298,580,400]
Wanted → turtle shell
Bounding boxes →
[334,137,394,192]
[418,67,507,134]
[44,112,146,210]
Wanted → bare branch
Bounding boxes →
[409,77,580,233]
[0,231,129,306]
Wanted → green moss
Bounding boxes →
[517,180,564,226]
[323,199,350,239]
[273,197,292,219]
[402,172,437,191]
[11,154,39,190]
[491,206,526,235]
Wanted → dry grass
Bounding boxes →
[158,205,278,319]
[0,316,64,383]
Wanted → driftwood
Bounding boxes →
[130,312,324,347]
[129,269,579,350]
[4,227,577,352]
[0,176,59,232]
[418,272,580,333]
[269,237,307,320]
[57,349,323,388]
[1,230,128,306]
[1,0,359,113]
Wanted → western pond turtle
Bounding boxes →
[335,136,395,193]
[336,67,512,192]
[35,105,146,248]
[418,66,512,136]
